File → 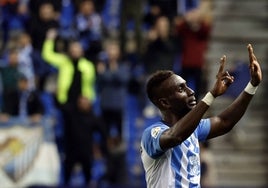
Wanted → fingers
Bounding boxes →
[219,70,233,79]
[217,55,226,75]
[247,44,253,64]
[223,78,234,87]
[247,44,258,66]
[247,43,253,53]
[224,71,233,79]
[247,44,262,86]
[222,71,234,85]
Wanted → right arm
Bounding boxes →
[41,29,66,67]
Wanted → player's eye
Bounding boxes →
[178,86,185,93]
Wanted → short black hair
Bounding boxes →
[146,70,174,105]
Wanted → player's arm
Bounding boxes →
[160,56,234,150]
[207,44,262,139]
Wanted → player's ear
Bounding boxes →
[158,98,171,109]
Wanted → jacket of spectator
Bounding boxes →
[42,39,96,104]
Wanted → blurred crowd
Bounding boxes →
[0,0,213,187]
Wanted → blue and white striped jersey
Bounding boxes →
[140,119,211,188]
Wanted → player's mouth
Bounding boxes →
[188,99,197,107]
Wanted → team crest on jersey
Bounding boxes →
[151,127,161,138]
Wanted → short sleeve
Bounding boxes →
[141,124,169,159]
[195,118,211,141]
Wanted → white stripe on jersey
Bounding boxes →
[141,144,175,188]
[180,143,190,187]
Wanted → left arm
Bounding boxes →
[207,44,262,139]
[81,59,96,101]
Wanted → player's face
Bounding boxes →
[163,75,196,115]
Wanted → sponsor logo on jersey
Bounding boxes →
[151,127,161,138]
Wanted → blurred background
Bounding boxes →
[0,0,267,187]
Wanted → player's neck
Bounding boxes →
[161,113,182,127]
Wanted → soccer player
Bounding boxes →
[140,44,262,187]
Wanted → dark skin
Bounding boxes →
[156,44,262,150]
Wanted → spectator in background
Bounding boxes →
[27,2,60,91]
[100,0,121,38]
[96,39,129,185]
[64,96,107,186]
[143,15,178,76]
[28,2,59,52]
[75,0,102,62]
[119,0,144,54]
[142,16,179,118]
[0,48,20,112]
[175,4,212,99]
[97,39,129,144]
[28,0,62,19]
[42,29,96,106]
[0,73,44,123]
[42,28,96,185]
[1,0,29,48]
[17,32,35,90]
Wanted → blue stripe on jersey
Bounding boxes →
[171,146,183,187]
[196,118,211,141]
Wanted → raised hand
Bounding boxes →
[210,55,234,97]
[247,44,262,86]
[46,28,58,40]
